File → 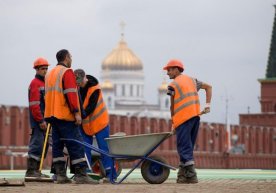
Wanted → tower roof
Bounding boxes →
[102,38,143,71]
[266,5,276,78]
[101,79,114,90]
[158,81,168,92]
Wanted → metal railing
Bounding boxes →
[0,146,28,170]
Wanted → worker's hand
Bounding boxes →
[199,103,211,115]
[204,103,210,113]
[170,119,175,134]
[39,121,47,130]
[171,125,176,135]
[200,103,210,115]
[74,113,82,125]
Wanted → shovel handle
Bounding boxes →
[39,123,51,172]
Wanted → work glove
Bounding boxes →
[200,103,210,115]
[171,126,176,135]
[170,120,176,135]
[203,103,210,114]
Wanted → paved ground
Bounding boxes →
[0,169,276,193]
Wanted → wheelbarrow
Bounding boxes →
[61,131,176,184]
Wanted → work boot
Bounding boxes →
[25,158,41,178]
[74,166,99,184]
[54,162,71,184]
[176,165,186,183]
[103,169,117,183]
[184,165,198,184]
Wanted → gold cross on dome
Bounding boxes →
[120,20,126,38]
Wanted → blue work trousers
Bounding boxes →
[175,116,200,166]
[50,118,86,167]
[79,125,116,178]
[28,122,48,161]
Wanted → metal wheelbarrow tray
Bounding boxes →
[61,132,176,184]
[105,132,172,156]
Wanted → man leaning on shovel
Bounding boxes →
[25,57,51,181]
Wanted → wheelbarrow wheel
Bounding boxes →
[141,156,170,184]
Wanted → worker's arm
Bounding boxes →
[200,82,212,114]
[28,78,46,129]
[170,95,174,117]
[170,95,175,132]
[167,85,175,131]
[167,86,175,115]
[63,69,82,124]
[63,69,80,112]
[77,89,87,119]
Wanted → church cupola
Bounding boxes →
[101,22,145,107]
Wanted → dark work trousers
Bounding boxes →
[50,118,87,168]
[79,125,117,179]
[28,123,48,161]
[175,116,200,166]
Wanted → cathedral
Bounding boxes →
[99,33,171,119]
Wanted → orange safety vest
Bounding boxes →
[169,74,200,129]
[44,65,80,121]
[82,84,109,136]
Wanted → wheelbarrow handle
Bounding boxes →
[168,131,174,137]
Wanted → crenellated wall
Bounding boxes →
[0,105,275,169]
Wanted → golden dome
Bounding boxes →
[159,81,168,92]
[102,39,143,70]
[101,80,113,90]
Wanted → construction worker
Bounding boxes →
[74,69,117,182]
[163,59,212,184]
[25,57,51,180]
[44,49,98,184]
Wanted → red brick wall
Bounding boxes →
[239,113,276,127]
[0,105,275,169]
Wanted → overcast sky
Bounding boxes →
[0,0,275,124]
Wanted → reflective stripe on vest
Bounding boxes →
[82,98,106,124]
[170,74,200,128]
[174,99,200,114]
[171,81,200,114]
[82,85,109,136]
[44,65,79,121]
[45,67,66,94]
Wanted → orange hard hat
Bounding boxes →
[33,57,50,69]
[163,59,184,71]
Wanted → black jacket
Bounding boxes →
[79,75,100,119]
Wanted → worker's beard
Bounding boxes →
[169,75,175,79]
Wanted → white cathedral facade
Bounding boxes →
[100,35,170,119]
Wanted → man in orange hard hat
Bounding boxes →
[25,57,50,180]
[163,59,212,184]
